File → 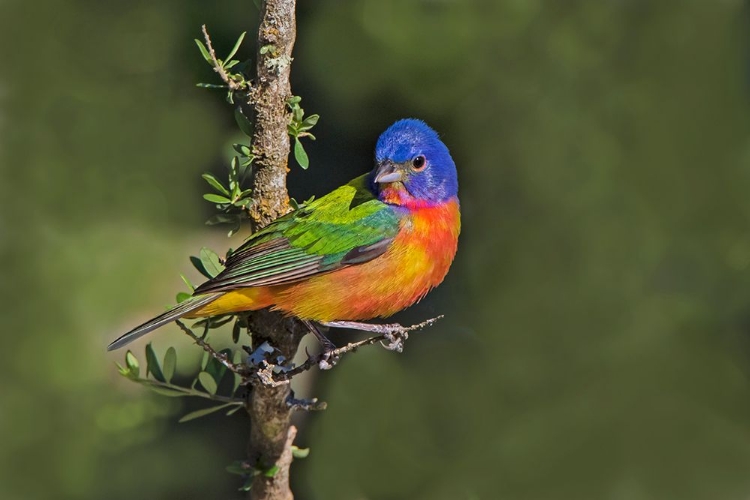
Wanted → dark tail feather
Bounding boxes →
[107,294,220,351]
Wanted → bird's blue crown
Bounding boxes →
[374,119,458,203]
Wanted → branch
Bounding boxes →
[175,319,244,376]
[201,25,245,91]
[138,378,244,405]
[244,1,301,498]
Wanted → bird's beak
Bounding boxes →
[374,160,404,184]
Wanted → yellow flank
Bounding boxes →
[185,288,268,318]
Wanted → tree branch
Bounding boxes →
[248,0,296,228]
[245,1,301,498]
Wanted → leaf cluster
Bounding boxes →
[117,341,246,423]
[287,96,319,169]
[195,31,251,103]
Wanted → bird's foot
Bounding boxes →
[302,320,340,370]
[381,329,408,352]
[321,320,415,352]
[317,349,339,370]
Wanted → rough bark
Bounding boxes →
[245,1,302,498]
[249,0,296,228]
[247,312,304,499]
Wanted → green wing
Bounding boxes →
[193,174,399,294]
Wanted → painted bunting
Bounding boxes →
[108,119,460,351]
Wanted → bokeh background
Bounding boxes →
[3,1,750,499]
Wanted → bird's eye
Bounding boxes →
[412,155,426,171]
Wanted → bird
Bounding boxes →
[108,118,460,351]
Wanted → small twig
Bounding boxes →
[267,316,444,383]
[138,379,245,405]
[175,319,244,376]
[202,24,243,91]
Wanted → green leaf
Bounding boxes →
[291,446,310,459]
[264,465,280,478]
[178,403,237,423]
[204,349,230,388]
[293,106,303,123]
[227,461,252,476]
[239,476,253,492]
[294,138,309,169]
[202,174,230,196]
[145,343,165,382]
[227,403,243,415]
[205,214,241,226]
[180,274,195,291]
[232,143,253,157]
[125,351,140,378]
[300,114,319,130]
[199,247,224,277]
[203,193,231,204]
[163,347,177,383]
[224,60,239,69]
[287,95,301,105]
[175,292,191,303]
[194,39,212,63]
[198,371,218,395]
[234,107,253,137]
[200,350,209,371]
[226,32,247,62]
[115,362,130,377]
[147,385,187,397]
[189,256,212,279]
[232,323,242,346]
[196,83,228,89]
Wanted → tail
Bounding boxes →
[107,294,221,351]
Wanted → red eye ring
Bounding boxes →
[412,155,426,171]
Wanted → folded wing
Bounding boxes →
[193,175,399,295]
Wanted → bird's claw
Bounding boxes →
[318,349,340,370]
[381,330,408,352]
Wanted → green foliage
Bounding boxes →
[192,29,259,238]
[287,96,319,169]
[201,154,254,237]
[226,459,286,492]
[116,341,245,422]
[194,31,251,103]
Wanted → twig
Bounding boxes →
[268,316,444,383]
[175,319,244,376]
[139,378,245,405]
[201,24,244,91]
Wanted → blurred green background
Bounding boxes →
[3,1,750,499]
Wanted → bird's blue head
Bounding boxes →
[372,119,458,206]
